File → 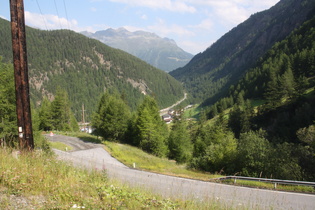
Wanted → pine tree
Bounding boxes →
[50,88,77,131]
[133,96,168,157]
[92,92,131,141]
[280,67,296,99]
[168,119,192,163]
[39,97,53,131]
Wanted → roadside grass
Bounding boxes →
[100,135,315,194]
[0,148,227,209]
[183,104,200,120]
[103,140,221,180]
[48,132,315,194]
[46,132,221,179]
[221,179,314,193]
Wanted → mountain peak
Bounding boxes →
[81,28,193,72]
[116,27,128,32]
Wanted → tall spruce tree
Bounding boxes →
[92,92,131,141]
[39,97,53,131]
[133,96,168,157]
[168,119,192,163]
[50,88,78,131]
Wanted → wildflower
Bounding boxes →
[71,204,85,208]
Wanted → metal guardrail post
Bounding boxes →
[215,176,315,188]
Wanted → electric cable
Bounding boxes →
[35,0,48,30]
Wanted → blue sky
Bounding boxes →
[0,0,280,54]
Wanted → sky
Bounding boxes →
[0,0,280,55]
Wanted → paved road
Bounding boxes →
[46,134,315,209]
[159,92,187,116]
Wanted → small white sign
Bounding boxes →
[18,127,23,132]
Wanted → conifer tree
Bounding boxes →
[50,88,78,131]
[168,119,192,163]
[39,97,53,131]
[92,92,131,141]
[133,96,168,157]
[280,67,296,99]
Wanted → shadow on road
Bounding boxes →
[77,135,103,144]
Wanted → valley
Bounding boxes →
[0,0,315,209]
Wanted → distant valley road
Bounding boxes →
[46,134,315,209]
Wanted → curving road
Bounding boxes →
[159,92,187,116]
[46,134,315,209]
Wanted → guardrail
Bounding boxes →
[215,176,315,189]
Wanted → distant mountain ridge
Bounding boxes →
[0,18,184,120]
[81,28,193,72]
[170,0,315,104]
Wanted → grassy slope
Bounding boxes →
[103,141,219,180]
[0,148,225,209]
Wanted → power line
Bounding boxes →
[35,0,48,30]
[63,0,71,30]
[53,0,63,29]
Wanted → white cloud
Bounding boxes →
[141,14,147,20]
[184,0,280,26]
[178,39,215,55]
[0,15,7,20]
[25,11,73,30]
[214,3,248,26]
[90,7,97,12]
[24,11,104,33]
[192,18,214,31]
[147,18,195,38]
[110,0,196,13]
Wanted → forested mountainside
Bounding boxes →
[200,16,315,180]
[208,16,315,142]
[0,18,184,120]
[81,28,193,72]
[170,0,315,104]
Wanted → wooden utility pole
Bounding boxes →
[10,0,34,150]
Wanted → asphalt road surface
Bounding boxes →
[46,134,315,209]
[159,92,187,116]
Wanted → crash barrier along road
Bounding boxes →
[216,176,315,189]
[46,134,315,210]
